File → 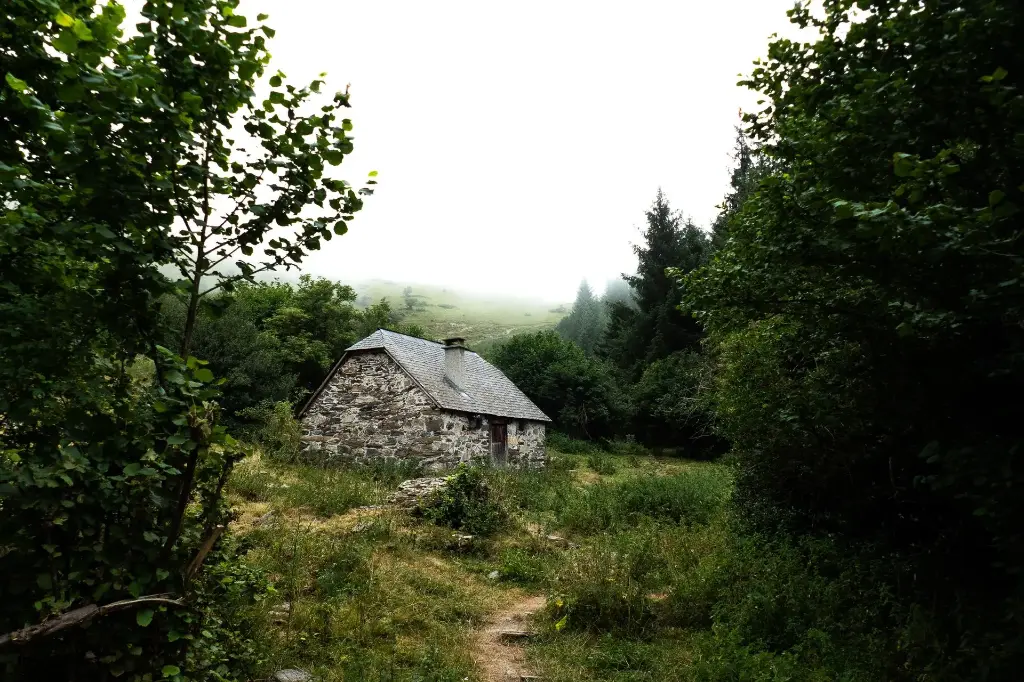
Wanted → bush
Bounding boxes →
[549,528,664,635]
[547,431,602,455]
[420,465,506,536]
[237,400,304,463]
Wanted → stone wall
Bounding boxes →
[301,350,546,470]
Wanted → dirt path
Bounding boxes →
[472,593,547,682]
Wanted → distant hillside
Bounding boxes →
[353,279,570,354]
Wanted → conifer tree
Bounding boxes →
[602,190,709,379]
[555,279,606,355]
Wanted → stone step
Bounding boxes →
[496,629,535,641]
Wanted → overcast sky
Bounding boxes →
[236,0,802,301]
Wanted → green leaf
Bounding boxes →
[257,13,269,21]
[152,92,174,111]
[989,190,1005,206]
[5,73,28,92]
[52,30,78,54]
[991,67,1008,82]
[334,221,348,236]
[164,370,185,384]
[161,666,181,678]
[123,463,142,476]
[227,15,247,28]
[195,368,215,382]
[72,19,94,41]
[269,75,282,87]
[37,573,52,590]
[55,11,74,27]
[136,609,154,627]
[893,153,914,177]
[368,170,379,177]
[166,434,188,446]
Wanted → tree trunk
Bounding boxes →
[179,259,204,358]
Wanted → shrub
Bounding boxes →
[420,465,506,536]
[549,528,664,635]
[237,400,304,463]
[547,431,603,455]
[608,439,651,458]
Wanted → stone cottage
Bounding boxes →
[298,329,551,469]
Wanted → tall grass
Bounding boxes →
[558,467,732,533]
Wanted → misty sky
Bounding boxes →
[238,0,803,301]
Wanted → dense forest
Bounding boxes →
[2,0,1022,680]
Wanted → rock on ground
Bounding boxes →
[271,670,312,682]
[386,476,449,510]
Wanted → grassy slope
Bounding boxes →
[354,279,569,352]
[226,449,732,681]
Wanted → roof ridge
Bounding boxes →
[377,328,444,347]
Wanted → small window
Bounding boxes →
[518,419,526,432]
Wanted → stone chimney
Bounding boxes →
[443,337,466,389]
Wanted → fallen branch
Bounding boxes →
[0,594,185,647]
[186,524,226,580]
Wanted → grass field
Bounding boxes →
[224,445,733,681]
[353,279,570,352]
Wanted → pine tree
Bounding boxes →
[602,190,709,378]
[711,127,773,249]
[555,279,606,355]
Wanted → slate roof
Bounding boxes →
[302,329,551,422]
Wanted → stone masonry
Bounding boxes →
[301,351,546,470]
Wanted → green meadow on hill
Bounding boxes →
[353,280,569,352]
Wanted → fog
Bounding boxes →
[235,0,802,301]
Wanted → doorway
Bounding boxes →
[490,422,507,466]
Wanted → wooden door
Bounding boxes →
[490,422,507,466]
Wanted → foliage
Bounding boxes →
[549,527,663,635]
[161,276,361,420]
[547,431,600,455]
[709,128,774,250]
[490,331,629,440]
[420,465,506,536]
[237,401,305,463]
[685,0,1024,677]
[631,350,716,450]
[140,0,375,356]
[0,1,342,678]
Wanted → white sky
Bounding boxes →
[232,0,801,301]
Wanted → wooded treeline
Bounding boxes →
[491,0,1024,677]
